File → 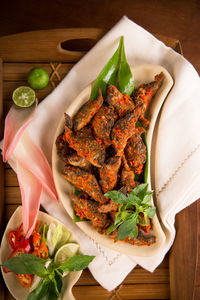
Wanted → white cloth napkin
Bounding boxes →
[3,16,200,291]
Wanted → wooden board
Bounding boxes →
[0,28,198,300]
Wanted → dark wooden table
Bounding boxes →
[0,1,200,300]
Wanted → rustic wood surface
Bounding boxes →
[0,27,199,300]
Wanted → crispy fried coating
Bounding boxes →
[92,105,116,146]
[125,127,146,175]
[121,155,135,190]
[99,156,121,193]
[71,192,109,229]
[62,165,106,204]
[55,132,75,163]
[64,113,105,167]
[133,72,164,127]
[73,87,103,131]
[106,85,135,117]
[67,153,91,170]
[111,104,143,156]
[98,200,119,213]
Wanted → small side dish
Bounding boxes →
[0,207,94,300]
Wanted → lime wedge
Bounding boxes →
[54,243,80,277]
[12,86,36,107]
[27,67,49,90]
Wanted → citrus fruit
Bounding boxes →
[27,67,49,90]
[12,86,36,107]
[54,243,80,277]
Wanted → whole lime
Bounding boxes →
[27,67,49,90]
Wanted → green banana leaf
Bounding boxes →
[90,36,134,100]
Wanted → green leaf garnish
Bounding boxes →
[117,214,137,240]
[104,190,127,204]
[105,184,156,240]
[90,36,134,100]
[27,278,51,300]
[1,254,48,277]
[58,255,95,272]
[73,210,89,222]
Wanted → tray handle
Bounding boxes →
[0,28,106,63]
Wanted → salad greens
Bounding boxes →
[1,253,95,300]
[90,36,134,101]
[46,223,70,256]
[105,184,156,240]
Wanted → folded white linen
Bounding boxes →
[2,16,200,290]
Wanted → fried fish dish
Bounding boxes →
[56,72,164,246]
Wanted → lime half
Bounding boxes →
[27,67,49,90]
[12,86,36,107]
[54,243,79,277]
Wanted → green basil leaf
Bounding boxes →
[114,211,122,225]
[142,194,152,204]
[129,225,139,238]
[58,255,95,272]
[1,254,48,277]
[52,271,62,297]
[127,193,141,206]
[106,223,119,235]
[117,214,137,240]
[47,261,59,273]
[132,183,148,200]
[27,278,50,300]
[104,190,128,204]
[120,211,132,222]
[90,36,134,100]
[146,206,156,218]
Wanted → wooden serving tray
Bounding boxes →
[0,28,199,300]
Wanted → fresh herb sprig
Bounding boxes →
[105,184,156,240]
[1,253,95,300]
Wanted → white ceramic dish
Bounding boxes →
[52,64,174,257]
[0,206,82,300]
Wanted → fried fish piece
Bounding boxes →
[121,155,135,190]
[64,113,105,167]
[125,127,146,175]
[67,153,91,170]
[106,85,135,117]
[73,87,103,131]
[92,105,116,146]
[111,103,143,156]
[99,156,121,193]
[55,132,75,163]
[71,192,109,229]
[98,200,119,213]
[132,72,164,127]
[62,165,106,204]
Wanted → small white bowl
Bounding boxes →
[52,64,174,257]
[0,206,82,300]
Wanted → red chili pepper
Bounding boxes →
[8,230,17,249]
[17,274,33,288]
[33,242,48,259]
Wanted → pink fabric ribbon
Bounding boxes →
[3,103,58,238]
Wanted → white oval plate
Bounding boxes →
[0,206,82,300]
[52,64,174,257]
